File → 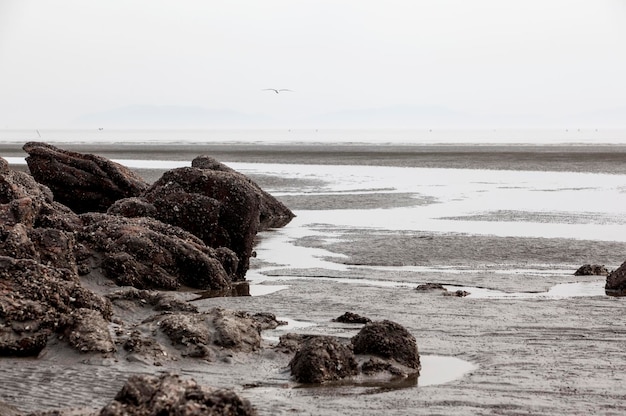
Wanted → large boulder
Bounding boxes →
[606,261,626,295]
[23,142,149,213]
[289,336,359,383]
[0,256,112,356]
[191,155,295,230]
[77,213,233,290]
[143,167,261,279]
[100,374,257,416]
[351,320,420,371]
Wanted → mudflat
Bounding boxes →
[1,143,626,415]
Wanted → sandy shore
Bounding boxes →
[1,143,626,415]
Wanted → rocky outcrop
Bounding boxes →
[78,213,232,290]
[332,311,371,324]
[100,374,257,416]
[351,320,420,371]
[142,167,261,279]
[575,264,610,276]
[23,142,149,213]
[285,320,420,384]
[192,155,295,230]
[289,336,359,383]
[0,256,112,356]
[606,261,626,295]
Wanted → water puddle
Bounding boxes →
[446,280,606,299]
[190,281,289,300]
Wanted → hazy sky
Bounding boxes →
[1,0,625,128]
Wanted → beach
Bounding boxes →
[2,138,626,415]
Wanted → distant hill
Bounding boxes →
[74,105,268,128]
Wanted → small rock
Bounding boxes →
[333,312,371,324]
[574,264,609,276]
[289,336,358,383]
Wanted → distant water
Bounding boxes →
[1,128,626,145]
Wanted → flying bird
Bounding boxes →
[263,88,293,94]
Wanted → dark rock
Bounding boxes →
[143,167,261,279]
[0,224,78,273]
[99,374,256,416]
[107,197,157,218]
[0,157,9,174]
[415,282,446,291]
[606,261,626,295]
[443,290,471,297]
[192,155,295,230]
[276,333,319,353]
[23,142,148,213]
[251,312,287,330]
[0,256,111,356]
[361,357,407,377]
[351,320,420,370]
[107,288,198,313]
[333,312,371,324]
[289,336,358,384]
[78,214,231,290]
[575,264,609,276]
[0,153,82,232]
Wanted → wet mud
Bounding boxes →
[2,143,626,415]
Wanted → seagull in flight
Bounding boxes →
[263,88,293,94]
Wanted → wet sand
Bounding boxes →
[2,143,626,415]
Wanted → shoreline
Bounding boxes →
[3,142,626,174]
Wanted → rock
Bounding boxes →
[107,288,198,313]
[351,320,420,371]
[333,312,372,324]
[23,142,149,213]
[211,308,263,352]
[606,261,626,295]
[157,308,265,358]
[0,157,9,174]
[99,374,257,416]
[0,223,79,274]
[275,333,319,353]
[574,264,609,276]
[0,152,82,233]
[289,336,359,384]
[415,282,446,291]
[66,308,115,353]
[107,197,157,218]
[192,155,295,230]
[250,312,287,330]
[443,290,471,297]
[78,213,231,290]
[143,167,261,279]
[361,357,407,377]
[0,256,112,356]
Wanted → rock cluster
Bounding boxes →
[1,144,294,357]
[287,319,420,384]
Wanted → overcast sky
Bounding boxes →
[1,0,625,129]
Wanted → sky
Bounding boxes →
[1,0,625,129]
